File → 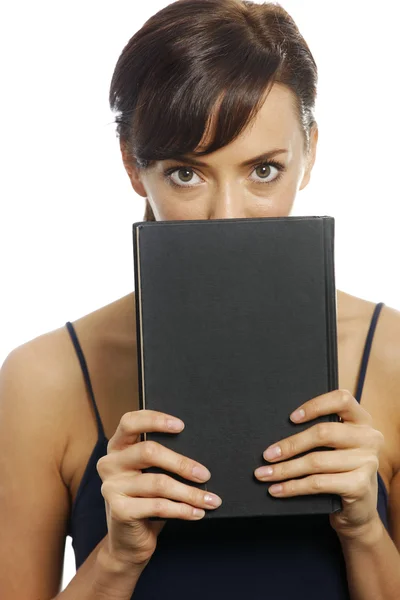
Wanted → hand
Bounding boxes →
[254,389,385,537]
[96,410,222,568]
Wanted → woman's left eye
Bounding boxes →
[249,162,283,184]
[163,161,285,189]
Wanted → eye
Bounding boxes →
[167,167,202,188]
[249,162,283,184]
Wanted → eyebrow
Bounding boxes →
[168,148,289,168]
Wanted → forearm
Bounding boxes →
[54,534,146,600]
[338,516,400,600]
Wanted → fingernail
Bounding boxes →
[255,466,274,478]
[192,465,211,481]
[264,445,282,460]
[204,493,222,507]
[290,409,305,422]
[192,508,205,518]
[167,419,184,431]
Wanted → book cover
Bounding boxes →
[132,216,341,519]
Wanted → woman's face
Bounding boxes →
[122,83,318,220]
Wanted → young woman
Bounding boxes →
[1,1,400,598]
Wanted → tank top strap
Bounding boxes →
[354,302,385,404]
[65,321,106,440]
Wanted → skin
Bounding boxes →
[2,82,400,597]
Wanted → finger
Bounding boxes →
[255,448,375,481]
[263,422,383,462]
[108,410,185,452]
[266,465,376,498]
[106,493,206,521]
[107,440,211,483]
[290,389,372,426]
[104,472,222,510]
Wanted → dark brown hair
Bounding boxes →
[109,0,318,221]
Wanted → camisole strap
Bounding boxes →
[65,321,106,440]
[354,302,385,404]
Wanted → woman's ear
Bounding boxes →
[120,141,147,198]
[299,123,318,191]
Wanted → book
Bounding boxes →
[132,216,341,519]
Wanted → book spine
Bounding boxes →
[322,217,342,512]
[132,225,145,417]
[323,217,339,393]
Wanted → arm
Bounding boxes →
[0,345,68,598]
[55,534,146,599]
[0,340,145,599]
[336,305,400,599]
[338,507,400,600]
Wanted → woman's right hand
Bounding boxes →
[96,409,222,568]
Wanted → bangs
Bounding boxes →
[132,60,282,167]
[119,31,284,167]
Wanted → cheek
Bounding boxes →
[156,194,297,221]
[142,180,170,220]
[249,193,295,218]
[145,175,299,220]
[148,194,197,221]
[273,172,301,207]
[158,206,197,221]
[252,178,297,210]
[144,180,205,221]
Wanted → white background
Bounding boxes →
[0,0,399,592]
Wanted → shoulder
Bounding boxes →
[0,292,138,479]
[337,291,400,367]
[368,300,400,450]
[343,291,400,401]
[0,322,90,469]
[371,302,400,371]
[353,296,400,382]
[338,291,400,467]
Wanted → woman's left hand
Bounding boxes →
[254,389,385,537]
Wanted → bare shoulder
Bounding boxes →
[0,323,85,466]
[345,292,400,396]
[1,291,138,495]
[338,291,400,472]
[367,297,400,468]
[337,290,400,378]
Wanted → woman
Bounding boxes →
[1,0,400,598]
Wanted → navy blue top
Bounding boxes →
[66,302,388,599]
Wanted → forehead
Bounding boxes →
[195,83,302,156]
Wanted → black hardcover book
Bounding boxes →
[132,216,342,520]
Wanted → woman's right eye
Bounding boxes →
[163,167,202,189]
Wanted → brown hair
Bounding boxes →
[109,0,318,221]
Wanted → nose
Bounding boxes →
[209,185,247,220]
